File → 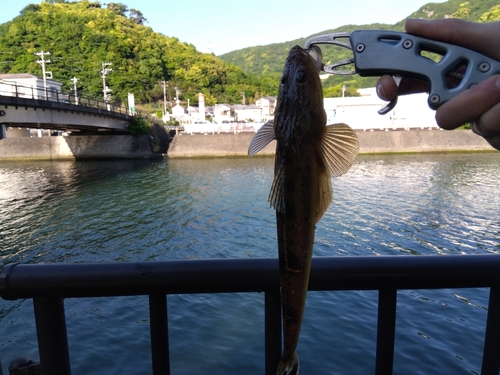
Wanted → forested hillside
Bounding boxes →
[220,0,500,97]
[1,0,499,106]
[0,0,276,106]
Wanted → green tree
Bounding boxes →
[107,2,128,16]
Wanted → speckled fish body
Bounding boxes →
[248,45,359,375]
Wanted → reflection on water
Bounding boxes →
[0,153,498,374]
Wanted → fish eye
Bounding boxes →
[296,70,306,83]
[281,74,287,85]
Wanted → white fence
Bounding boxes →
[183,122,263,134]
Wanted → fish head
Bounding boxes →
[274,45,326,144]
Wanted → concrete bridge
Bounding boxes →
[0,81,133,136]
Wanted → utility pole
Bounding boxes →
[71,76,79,105]
[174,86,181,104]
[342,84,346,98]
[101,62,112,110]
[35,51,51,100]
[161,81,167,116]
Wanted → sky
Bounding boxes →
[0,0,446,55]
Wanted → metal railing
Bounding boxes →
[0,80,131,117]
[1,254,500,375]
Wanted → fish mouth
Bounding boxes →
[306,45,323,72]
[288,45,323,73]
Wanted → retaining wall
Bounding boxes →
[0,135,153,161]
[167,129,494,158]
[0,129,494,161]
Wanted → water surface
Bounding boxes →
[0,153,498,374]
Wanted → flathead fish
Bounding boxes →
[248,45,359,375]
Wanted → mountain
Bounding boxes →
[0,0,498,105]
[219,0,500,97]
[0,0,274,106]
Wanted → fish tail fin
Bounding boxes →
[276,352,299,375]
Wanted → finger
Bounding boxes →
[405,19,500,61]
[398,78,429,96]
[436,75,500,129]
[376,75,398,101]
[476,101,500,136]
[482,135,500,151]
[376,75,429,101]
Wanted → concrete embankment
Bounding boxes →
[0,134,154,161]
[167,129,494,158]
[0,129,494,161]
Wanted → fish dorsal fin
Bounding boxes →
[268,162,285,213]
[248,120,276,156]
[320,123,359,177]
[316,168,333,223]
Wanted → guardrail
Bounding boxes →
[0,80,131,117]
[1,255,499,375]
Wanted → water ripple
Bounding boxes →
[0,153,498,374]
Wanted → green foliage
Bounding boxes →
[479,5,500,22]
[0,0,497,105]
[406,0,500,22]
[220,0,498,97]
[128,116,152,135]
[166,119,179,126]
[0,1,272,106]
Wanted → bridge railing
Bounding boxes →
[0,80,131,116]
[1,255,499,375]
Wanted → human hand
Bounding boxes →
[376,18,500,150]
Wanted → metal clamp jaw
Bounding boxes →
[305,30,500,114]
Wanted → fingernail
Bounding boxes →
[495,76,500,89]
[376,83,386,99]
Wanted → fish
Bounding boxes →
[248,45,359,375]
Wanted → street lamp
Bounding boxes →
[71,76,79,105]
[101,62,112,109]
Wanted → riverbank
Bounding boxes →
[0,129,493,161]
[167,129,493,158]
[0,134,155,161]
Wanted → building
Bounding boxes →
[213,104,233,123]
[324,88,439,131]
[255,96,276,119]
[232,104,262,123]
[0,74,64,138]
[0,73,63,101]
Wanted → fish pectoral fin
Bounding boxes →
[248,120,276,156]
[268,160,285,213]
[316,168,333,223]
[320,123,359,177]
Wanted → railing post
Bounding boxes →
[149,294,170,375]
[375,288,397,375]
[481,286,500,375]
[265,287,281,375]
[33,297,71,375]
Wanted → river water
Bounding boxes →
[0,152,499,374]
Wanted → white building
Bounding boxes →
[213,104,233,123]
[0,74,64,138]
[0,73,63,101]
[324,88,439,131]
[233,104,262,123]
[255,96,276,120]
